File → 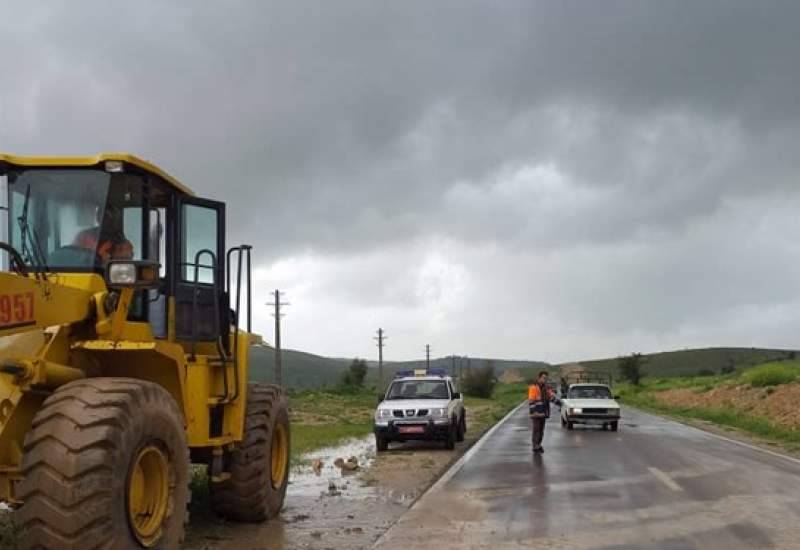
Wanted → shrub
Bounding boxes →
[618,353,644,385]
[462,364,496,398]
[340,358,368,388]
[741,363,798,387]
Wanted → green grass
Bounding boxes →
[286,382,528,462]
[741,361,800,387]
[0,515,18,550]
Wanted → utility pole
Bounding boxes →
[426,344,431,370]
[374,328,387,389]
[450,355,456,377]
[267,290,289,386]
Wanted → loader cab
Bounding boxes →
[0,154,245,348]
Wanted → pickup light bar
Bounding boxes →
[393,368,449,379]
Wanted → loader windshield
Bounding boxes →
[3,168,143,271]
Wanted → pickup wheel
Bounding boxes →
[455,414,466,442]
[610,421,619,432]
[445,420,456,450]
[561,417,566,428]
[375,434,389,452]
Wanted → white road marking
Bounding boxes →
[648,466,683,492]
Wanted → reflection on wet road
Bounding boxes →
[375,405,800,549]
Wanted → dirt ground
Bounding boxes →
[654,383,800,427]
[184,410,492,550]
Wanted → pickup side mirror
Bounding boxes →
[614,395,621,400]
[452,392,461,400]
[377,394,384,405]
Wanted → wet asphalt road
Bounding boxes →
[375,404,800,549]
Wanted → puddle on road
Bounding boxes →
[186,434,408,550]
[289,435,376,498]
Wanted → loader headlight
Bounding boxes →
[108,263,136,284]
[106,260,160,289]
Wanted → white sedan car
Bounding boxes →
[560,383,621,431]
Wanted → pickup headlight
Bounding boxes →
[609,409,620,416]
[431,408,448,418]
[376,409,393,419]
[570,408,583,415]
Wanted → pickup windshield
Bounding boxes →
[386,380,449,400]
[568,385,612,399]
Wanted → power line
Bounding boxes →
[266,289,289,386]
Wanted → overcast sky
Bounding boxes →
[2,1,800,363]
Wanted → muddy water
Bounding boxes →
[185,435,408,550]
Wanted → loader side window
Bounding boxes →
[182,204,218,284]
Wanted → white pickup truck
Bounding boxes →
[560,383,621,431]
[373,369,466,452]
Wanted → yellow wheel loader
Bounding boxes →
[0,153,290,548]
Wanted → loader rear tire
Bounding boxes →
[17,378,189,550]
[211,383,290,522]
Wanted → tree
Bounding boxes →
[341,358,368,387]
[618,353,643,386]
[462,362,496,398]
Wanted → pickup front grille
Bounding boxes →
[583,408,608,414]
[392,409,431,417]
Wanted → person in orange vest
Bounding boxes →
[528,371,561,453]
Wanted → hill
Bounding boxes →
[248,347,549,390]
[565,347,798,380]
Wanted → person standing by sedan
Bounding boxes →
[529,371,561,453]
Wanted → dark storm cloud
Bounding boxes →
[2,1,800,359]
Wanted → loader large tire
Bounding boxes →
[211,383,290,522]
[17,378,189,550]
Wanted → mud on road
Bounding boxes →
[185,411,493,550]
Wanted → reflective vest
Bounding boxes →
[528,384,553,417]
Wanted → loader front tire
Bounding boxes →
[17,378,189,550]
[211,383,290,522]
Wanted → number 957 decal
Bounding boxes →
[0,292,35,329]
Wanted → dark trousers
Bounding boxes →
[531,416,546,448]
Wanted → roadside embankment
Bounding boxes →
[619,360,800,452]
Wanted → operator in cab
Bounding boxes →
[528,370,561,454]
[73,205,134,264]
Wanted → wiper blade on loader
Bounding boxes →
[17,184,49,276]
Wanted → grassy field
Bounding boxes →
[618,359,800,451]
[287,382,527,462]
